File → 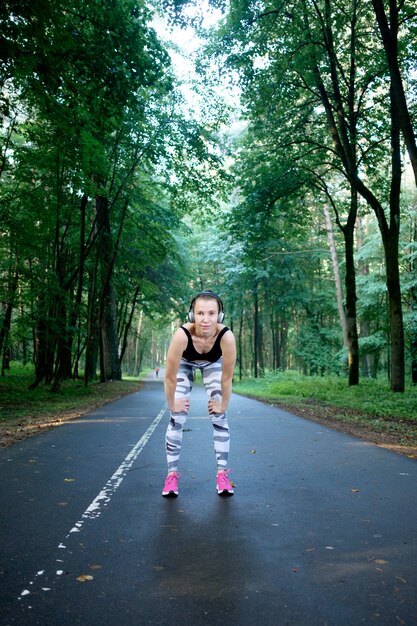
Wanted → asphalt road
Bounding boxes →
[1,374,416,625]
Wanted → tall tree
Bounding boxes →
[202,0,409,390]
[371,0,417,185]
[1,0,229,387]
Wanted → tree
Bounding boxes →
[371,0,417,186]
[0,0,230,387]
[201,0,410,389]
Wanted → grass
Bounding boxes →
[0,362,145,425]
[233,371,417,420]
[233,371,417,451]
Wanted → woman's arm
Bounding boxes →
[208,330,236,414]
[164,328,189,413]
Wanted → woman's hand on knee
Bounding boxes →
[174,398,190,413]
[208,399,224,414]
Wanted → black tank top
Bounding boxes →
[181,326,229,362]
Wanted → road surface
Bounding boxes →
[1,374,416,625]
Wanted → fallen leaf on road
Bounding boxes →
[88,564,102,570]
[375,559,388,565]
[64,478,75,482]
[351,488,359,493]
[76,574,93,582]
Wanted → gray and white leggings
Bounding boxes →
[165,357,230,473]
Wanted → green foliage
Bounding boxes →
[234,371,417,422]
[2,0,417,392]
[192,0,417,390]
[0,0,232,384]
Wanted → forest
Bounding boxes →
[1,0,417,393]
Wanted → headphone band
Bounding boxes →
[189,291,224,313]
[188,290,225,323]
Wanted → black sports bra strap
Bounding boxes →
[181,326,192,339]
[217,327,229,341]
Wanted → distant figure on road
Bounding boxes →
[155,366,160,378]
[162,289,236,498]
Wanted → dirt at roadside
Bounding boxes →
[0,409,95,449]
[0,383,143,449]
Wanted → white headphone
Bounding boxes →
[188,290,225,323]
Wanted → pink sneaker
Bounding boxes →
[216,469,234,496]
[162,472,179,497]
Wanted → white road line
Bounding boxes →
[19,403,167,602]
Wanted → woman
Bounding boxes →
[162,290,236,497]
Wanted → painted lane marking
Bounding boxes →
[18,403,167,602]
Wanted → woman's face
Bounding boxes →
[193,297,219,335]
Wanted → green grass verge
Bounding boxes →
[233,371,417,422]
[0,362,145,424]
[233,372,417,450]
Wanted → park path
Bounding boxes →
[0,375,416,625]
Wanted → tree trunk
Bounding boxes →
[96,193,121,382]
[270,312,276,370]
[84,256,100,385]
[382,84,404,391]
[119,284,141,366]
[253,286,259,378]
[384,235,404,391]
[371,0,417,186]
[30,305,56,388]
[258,294,264,375]
[323,204,348,348]
[69,193,88,379]
[100,279,121,381]
[411,325,417,385]
[323,192,360,386]
[343,202,360,387]
[411,220,417,384]
[279,318,288,371]
[133,310,144,376]
[238,313,244,380]
[51,295,70,391]
[0,269,18,374]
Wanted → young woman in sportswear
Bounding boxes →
[162,290,236,497]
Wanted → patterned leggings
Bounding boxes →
[165,358,230,472]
